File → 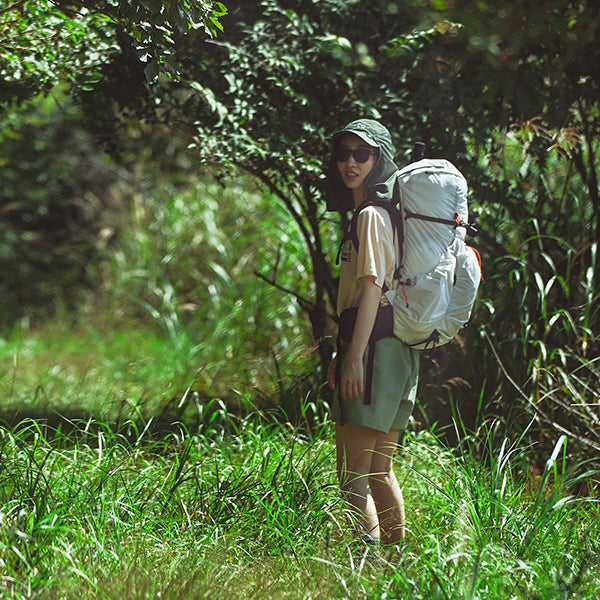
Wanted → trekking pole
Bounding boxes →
[410,142,425,163]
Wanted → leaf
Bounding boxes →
[144,58,159,82]
[213,2,228,18]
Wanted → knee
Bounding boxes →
[337,449,373,484]
[368,469,396,490]
[339,463,368,490]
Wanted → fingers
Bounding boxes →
[330,356,365,400]
[341,378,363,401]
[340,358,364,401]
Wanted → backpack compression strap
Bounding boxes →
[404,210,478,237]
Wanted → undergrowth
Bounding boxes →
[1,409,599,600]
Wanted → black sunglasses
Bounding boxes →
[333,146,378,163]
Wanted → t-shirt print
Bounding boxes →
[340,239,352,263]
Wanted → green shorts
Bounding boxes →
[332,336,420,433]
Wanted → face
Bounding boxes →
[335,133,378,194]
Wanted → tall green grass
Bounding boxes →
[0,173,329,424]
[100,173,322,400]
[464,125,600,468]
[1,410,598,599]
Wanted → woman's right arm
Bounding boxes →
[339,275,381,401]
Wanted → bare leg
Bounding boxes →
[335,423,380,538]
[336,423,406,546]
[368,428,405,545]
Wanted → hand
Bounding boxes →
[340,352,364,401]
[327,357,338,390]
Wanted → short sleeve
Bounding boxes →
[355,206,396,289]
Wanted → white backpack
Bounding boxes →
[386,159,482,350]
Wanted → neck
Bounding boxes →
[353,187,366,209]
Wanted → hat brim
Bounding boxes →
[332,129,379,148]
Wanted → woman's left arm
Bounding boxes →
[339,275,382,401]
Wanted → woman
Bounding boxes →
[325,119,420,552]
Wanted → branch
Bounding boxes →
[253,270,313,314]
[245,166,313,248]
[299,177,337,308]
[574,99,599,244]
[0,0,25,16]
[484,330,600,453]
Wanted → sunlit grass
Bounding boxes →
[0,319,201,421]
[1,410,599,599]
[0,173,327,424]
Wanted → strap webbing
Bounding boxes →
[404,210,458,227]
[363,340,376,405]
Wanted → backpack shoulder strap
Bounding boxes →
[349,198,402,253]
[349,199,372,253]
[344,194,404,286]
[334,200,375,266]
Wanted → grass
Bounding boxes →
[1,319,599,599]
[1,400,599,599]
[0,318,208,423]
[0,287,320,431]
[1,168,324,423]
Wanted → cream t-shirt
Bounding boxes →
[336,205,397,316]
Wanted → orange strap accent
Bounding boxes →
[469,245,484,281]
[401,280,410,307]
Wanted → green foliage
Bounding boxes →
[99,171,319,404]
[3,0,600,473]
[391,428,600,599]
[0,89,125,328]
[157,0,461,370]
[0,166,322,418]
[453,125,600,464]
[0,319,205,421]
[0,417,598,599]
[0,0,116,102]
[0,0,227,103]
[124,0,599,386]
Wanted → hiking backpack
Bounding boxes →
[349,154,482,351]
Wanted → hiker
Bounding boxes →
[325,119,421,551]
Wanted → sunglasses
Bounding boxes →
[333,146,378,163]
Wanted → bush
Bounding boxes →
[0,89,127,330]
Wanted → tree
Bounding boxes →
[155,0,450,372]
[155,0,600,377]
[0,0,227,324]
[0,0,227,104]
